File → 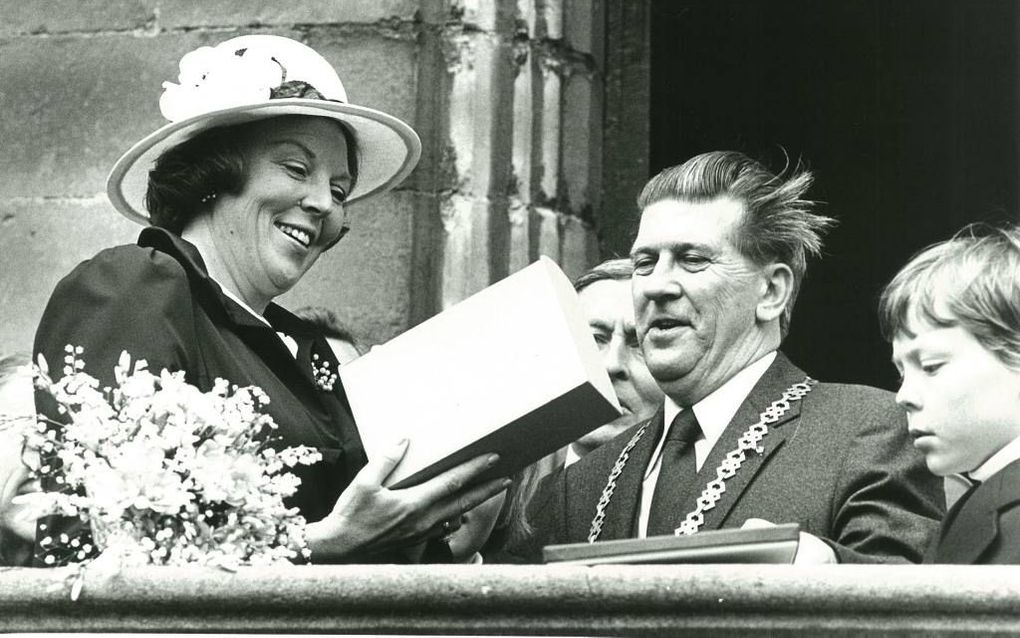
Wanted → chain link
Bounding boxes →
[587,377,816,543]
[587,423,650,543]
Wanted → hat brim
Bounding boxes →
[107,98,422,224]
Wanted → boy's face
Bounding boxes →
[892,315,1020,476]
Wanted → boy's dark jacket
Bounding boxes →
[927,457,1020,564]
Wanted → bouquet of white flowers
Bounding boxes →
[25,345,321,571]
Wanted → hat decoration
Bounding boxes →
[107,35,422,225]
[159,45,290,122]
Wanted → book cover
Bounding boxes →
[542,524,801,565]
[342,256,621,488]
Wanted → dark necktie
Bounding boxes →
[647,408,702,537]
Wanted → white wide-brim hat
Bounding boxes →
[107,34,422,224]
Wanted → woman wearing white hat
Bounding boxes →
[33,35,508,564]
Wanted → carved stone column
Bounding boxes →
[411,0,609,322]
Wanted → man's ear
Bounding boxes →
[756,263,794,324]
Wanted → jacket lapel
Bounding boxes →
[593,407,665,540]
[691,353,809,531]
[932,460,1020,563]
[930,484,991,563]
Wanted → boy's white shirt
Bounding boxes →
[969,435,1020,483]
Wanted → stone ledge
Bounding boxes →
[1,564,1018,635]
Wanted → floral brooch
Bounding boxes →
[311,353,337,392]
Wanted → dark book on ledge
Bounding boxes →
[542,524,801,565]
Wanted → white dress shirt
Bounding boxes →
[637,351,776,537]
[564,445,582,468]
[969,434,1020,483]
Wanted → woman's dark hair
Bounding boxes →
[145,117,360,235]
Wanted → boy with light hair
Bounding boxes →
[880,224,1020,564]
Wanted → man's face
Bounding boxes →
[630,197,770,404]
[574,279,664,455]
[892,314,1020,476]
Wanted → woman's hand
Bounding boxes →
[305,439,511,562]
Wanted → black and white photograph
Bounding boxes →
[2,1,1019,635]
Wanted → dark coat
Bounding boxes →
[513,353,944,564]
[33,227,365,529]
[926,458,1020,564]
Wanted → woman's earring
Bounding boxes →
[200,192,218,204]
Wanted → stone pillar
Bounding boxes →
[600,0,650,258]
[412,0,605,322]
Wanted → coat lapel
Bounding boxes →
[932,460,1020,563]
[930,484,991,563]
[691,353,809,531]
[593,407,665,540]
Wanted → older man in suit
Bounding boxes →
[516,151,943,563]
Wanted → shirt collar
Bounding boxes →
[218,284,271,327]
[137,227,317,338]
[969,435,1020,483]
[661,350,777,458]
[565,444,582,467]
[216,285,300,358]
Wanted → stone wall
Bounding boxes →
[0,0,640,356]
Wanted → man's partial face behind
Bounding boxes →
[575,278,663,455]
[631,197,771,405]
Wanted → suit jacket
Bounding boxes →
[926,458,1020,564]
[513,353,944,564]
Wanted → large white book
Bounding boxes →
[342,257,621,488]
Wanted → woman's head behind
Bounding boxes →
[0,353,38,566]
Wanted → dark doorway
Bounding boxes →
[649,0,1020,389]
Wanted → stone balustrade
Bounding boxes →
[2,564,1019,635]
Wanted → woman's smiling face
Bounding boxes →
[205,116,353,306]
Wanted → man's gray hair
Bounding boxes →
[637,150,834,337]
[573,258,634,293]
